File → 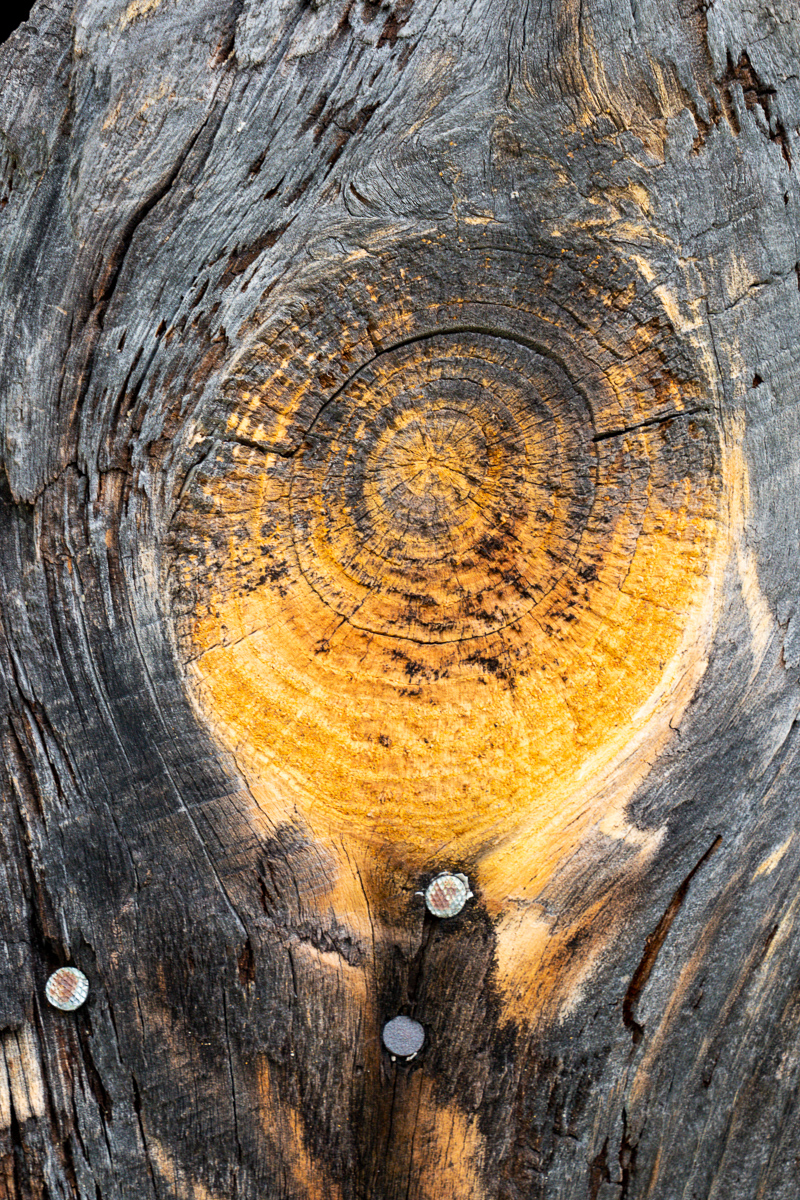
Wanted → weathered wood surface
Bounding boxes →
[2,0,800,1196]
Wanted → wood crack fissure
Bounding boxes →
[592,406,708,443]
[53,73,236,500]
[231,317,594,465]
[622,835,722,1044]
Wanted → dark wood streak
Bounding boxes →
[622,835,722,1044]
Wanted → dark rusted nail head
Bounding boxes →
[45,967,89,1012]
[382,1016,425,1060]
[424,872,472,918]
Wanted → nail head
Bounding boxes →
[424,872,472,918]
[45,967,89,1012]
[382,1015,425,1059]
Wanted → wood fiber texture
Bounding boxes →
[1,0,800,1197]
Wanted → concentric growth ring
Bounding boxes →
[289,331,593,645]
[169,230,723,861]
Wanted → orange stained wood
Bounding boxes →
[171,239,727,919]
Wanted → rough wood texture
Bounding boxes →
[2,0,800,1197]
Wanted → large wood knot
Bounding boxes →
[168,230,724,873]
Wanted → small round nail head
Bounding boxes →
[424,872,472,918]
[45,967,89,1012]
[382,1015,425,1059]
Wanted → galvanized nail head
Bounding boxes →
[45,967,89,1012]
[424,872,472,918]
[382,1015,425,1062]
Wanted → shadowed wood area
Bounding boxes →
[2,0,800,1197]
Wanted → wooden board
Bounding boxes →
[1,0,800,1196]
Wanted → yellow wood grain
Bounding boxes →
[169,234,728,1054]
